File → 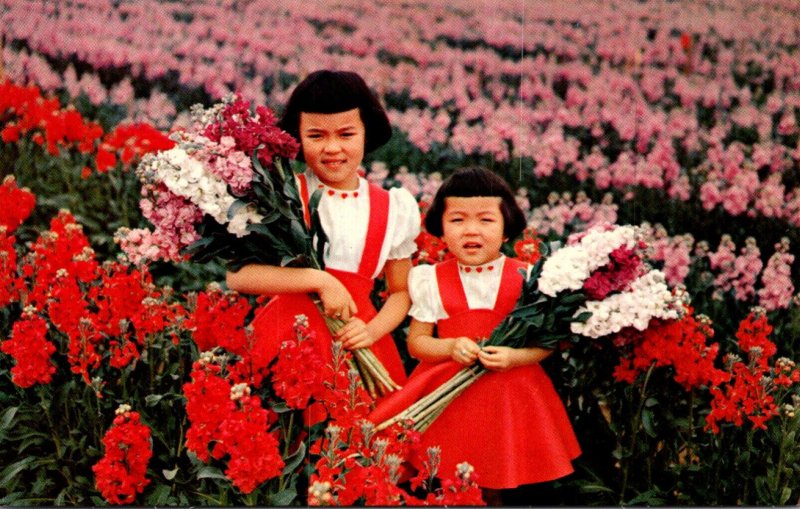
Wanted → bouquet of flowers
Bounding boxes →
[117,95,400,397]
[376,223,685,432]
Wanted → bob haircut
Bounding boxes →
[424,166,527,239]
[278,70,393,161]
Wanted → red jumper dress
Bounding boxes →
[368,258,581,489]
[248,174,408,390]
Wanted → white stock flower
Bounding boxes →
[538,245,591,296]
[153,147,257,234]
[539,224,638,297]
[227,204,264,237]
[571,270,680,338]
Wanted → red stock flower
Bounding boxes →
[613,309,729,390]
[183,358,234,462]
[202,96,299,167]
[271,316,326,409]
[23,210,98,311]
[0,312,56,388]
[514,228,542,265]
[413,212,453,266]
[704,311,795,434]
[92,407,153,505]
[734,311,776,366]
[583,244,645,300]
[0,226,25,308]
[95,148,118,173]
[216,390,284,494]
[185,284,251,355]
[101,122,175,167]
[0,176,36,233]
[0,81,103,158]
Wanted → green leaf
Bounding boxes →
[163,467,179,481]
[0,406,18,441]
[145,394,164,406]
[269,401,291,414]
[196,466,228,480]
[226,199,250,220]
[578,483,615,494]
[780,486,792,505]
[0,457,37,487]
[559,293,586,305]
[270,486,298,506]
[283,442,306,475]
[642,408,657,437]
[148,484,172,506]
[0,492,25,505]
[527,313,545,328]
[626,489,665,505]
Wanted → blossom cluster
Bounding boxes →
[91,406,153,505]
[118,94,299,264]
[0,310,57,388]
[0,204,184,387]
[305,342,485,506]
[537,224,640,296]
[0,81,172,174]
[5,0,800,238]
[706,310,800,433]
[0,176,34,307]
[613,309,729,390]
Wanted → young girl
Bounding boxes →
[226,70,419,388]
[368,167,580,503]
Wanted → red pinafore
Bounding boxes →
[249,174,408,390]
[369,258,581,489]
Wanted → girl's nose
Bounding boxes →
[323,140,342,153]
[463,220,480,234]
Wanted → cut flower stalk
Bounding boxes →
[316,300,402,398]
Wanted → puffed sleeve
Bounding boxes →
[407,264,445,323]
[386,187,421,260]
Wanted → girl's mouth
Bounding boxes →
[463,242,482,250]
[322,159,346,168]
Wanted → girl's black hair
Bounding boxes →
[424,166,527,239]
[278,70,392,160]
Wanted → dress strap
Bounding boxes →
[494,258,527,316]
[435,259,470,317]
[296,173,311,228]
[357,183,390,277]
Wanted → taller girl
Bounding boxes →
[226,70,419,386]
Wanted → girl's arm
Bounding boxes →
[337,258,413,349]
[478,345,553,372]
[226,264,358,319]
[406,318,482,365]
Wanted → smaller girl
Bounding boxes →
[368,167,580,503]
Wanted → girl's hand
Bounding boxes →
[318,272,358,321]
[478,346,517,372]
[450,337,480,365]
[336,318,378,350]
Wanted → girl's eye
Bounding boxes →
[306,134,322,139]
[448,217,463,223]
[481,217,496,223]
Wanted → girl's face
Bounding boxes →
[441,196,505,266]
[299,108,365,190]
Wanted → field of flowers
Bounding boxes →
[1,0,800,505]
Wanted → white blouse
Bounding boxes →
[304,171,420,279]
[408,255,510,323]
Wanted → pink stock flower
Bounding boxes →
[758,238,795,311]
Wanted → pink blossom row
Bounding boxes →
[3,0,800,229]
